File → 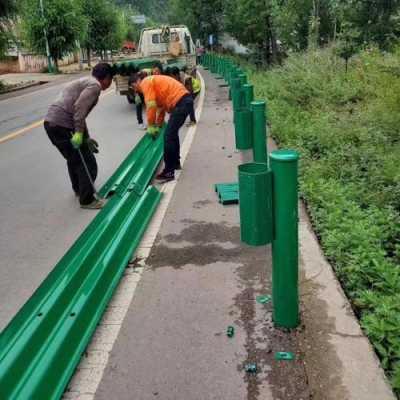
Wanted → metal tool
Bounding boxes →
[77,148,102,200]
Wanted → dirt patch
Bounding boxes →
[233,248,310,400]
[298,266,348,400]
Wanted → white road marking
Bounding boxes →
[63,72,206,399]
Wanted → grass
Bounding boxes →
[236,47,400,394]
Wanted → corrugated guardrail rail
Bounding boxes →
[99,128,164,198]
[0,129,165,399]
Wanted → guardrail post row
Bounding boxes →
[270,150,300,329]
[239,74,248,86]
[243,84,254,108]
[231,78,242,118]
[250,100,268,164]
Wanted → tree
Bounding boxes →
[0,0,16,56]
[169,0,224,45]
[335,22,360,72]
[340,0,400,49]
[19,0,84,70]
[225,0,281,65]
[79,0,126,65]
[113,0,169,22]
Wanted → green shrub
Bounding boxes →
[240,46,400,395]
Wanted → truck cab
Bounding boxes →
[137,25,196,68]
[114,25,196,101]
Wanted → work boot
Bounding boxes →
[155,170,174,182]
[80,199,105,210]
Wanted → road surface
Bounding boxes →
[0,76,144,331]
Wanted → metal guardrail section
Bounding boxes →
[99,130,164,198]
[0,186,162,399]
[98,134,152,197]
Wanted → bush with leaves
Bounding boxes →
[19,0,85,70]
[237,46,400,393]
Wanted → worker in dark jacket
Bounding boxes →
[44,63,113,209]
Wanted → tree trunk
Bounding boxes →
[87,48,91,67]
[269,23,279,64]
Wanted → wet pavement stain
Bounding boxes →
[148,221,256,270]
[147,219,310,399]
[192,199,213,209]
[163,219,240,245]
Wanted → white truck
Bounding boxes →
[115,25,196,102]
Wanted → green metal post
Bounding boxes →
[251,101,268,164]
[231,78,242,114]
[270,150,300,329]
[229,68,240,98]
[243,84,254,108]
[239,74,247,86]
[238,163,273,246]
[234,108,252,150]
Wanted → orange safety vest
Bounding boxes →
[139,75,189,126]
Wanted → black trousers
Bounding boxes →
[135,92,144,124]
[189,91,199,122]
[164,94,193,172]
[44,121,97,205]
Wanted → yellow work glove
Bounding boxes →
[135,94,142,105]
[146,126,160,140]
[71,132,83,149]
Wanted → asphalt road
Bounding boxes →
[0,78,143,331]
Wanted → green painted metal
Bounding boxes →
[165,61,187,72]
[214,182,238,192]
[100,127,165,198]
[99,134,152,197]
[270,150,300,329]
[214,183,239,205]
[220,194,239,205]
[231,78,242,113]
[238,163,273,246]
[239,74,247,86]
[114,132,164,197]
[234,108,253,150]
[113,58,159,76]
[251,101,268,164]
[0,186,162,399]
[243,84,254,108]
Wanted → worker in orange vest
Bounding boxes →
[131,73,193,182]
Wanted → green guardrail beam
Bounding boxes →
[99,127,165,198]
[0,186,162,399]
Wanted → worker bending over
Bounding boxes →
[131,73,193,182]
[44,63,113,209]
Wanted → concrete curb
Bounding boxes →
[299,204,395,399]
[0,81,42,94]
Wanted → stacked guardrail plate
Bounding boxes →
[0,128,166,399]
